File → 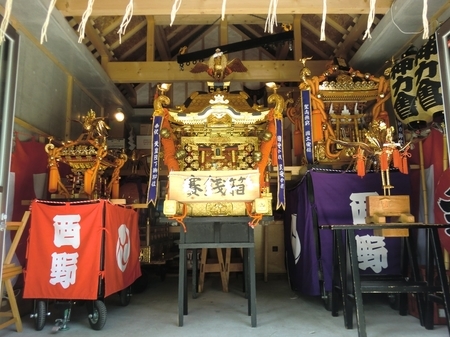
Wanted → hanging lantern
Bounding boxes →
[414,34,444,125]
[390,35,443,130]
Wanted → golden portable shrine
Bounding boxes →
[45,109,128,199]
[147,82,287,228]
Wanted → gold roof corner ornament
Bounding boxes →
[299,57,313,90]
[154,83,172,116]
[190,48,248,81]
[72,109,110,141]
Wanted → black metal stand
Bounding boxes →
[169,216,271,328]
[321,223,450,337]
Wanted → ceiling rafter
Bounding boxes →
[301,20,338,49]
[303,39,329,60]
[155,25,171,61]
[100,16,122,36]
[169,25,214,60]
[231,25,277,60]
[110,19,147,50]
[334,14,369,59]
[119,37,146,60]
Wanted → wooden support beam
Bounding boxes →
[104,60,329,83]
[220,17,228,46]
[56,0,392,16]
[293,15,302,61]
[146,16,155,62]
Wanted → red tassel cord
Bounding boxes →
[353,148,366,177]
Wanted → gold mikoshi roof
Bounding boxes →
[318,72,380,102]
[168,90,270,125]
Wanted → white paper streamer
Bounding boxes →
[264,0,278,34]
[422,0,429,39]
[362,0,376,40]
[222,0,227,21]
[320,0,327,41]
[117,0,134,44]
[40,0,56,44]
[170,0,182,26]
[0,0,13,45]
[77,0,95,43]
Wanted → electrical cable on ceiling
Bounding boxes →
[362,0,376,40]
[117,0,134,44]
[264,0,278,34]
[0,0,13,45]
[320,0,327,41]
[77,0,95,43]
[40,0,56,44]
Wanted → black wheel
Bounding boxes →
[87,300,107,330]
[34,300,46,331]
[119,286,132,306]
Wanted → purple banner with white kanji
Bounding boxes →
[276,118,285,210]
[147,115,162,205]
[284,169,410,296]
[301,90,314,164]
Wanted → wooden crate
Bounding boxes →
[365,195,413,237]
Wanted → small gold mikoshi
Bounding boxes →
[161,128,171,138]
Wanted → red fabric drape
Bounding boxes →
[104,202,141,297]
[24,200,104,300]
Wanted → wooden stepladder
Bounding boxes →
[0,211,30,332]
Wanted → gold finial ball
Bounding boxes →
[379,93,385,99]
[259,131,273,141]
[161,128,171,138]
[175,150,187,160]
[364,73,371,80]
[252,151,262,162]
[317,93,322,99]
[332,65,338,71]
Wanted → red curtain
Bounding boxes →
[23,200,103,300]
[104,202,141,297]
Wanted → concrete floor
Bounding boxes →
[1,272,449,337]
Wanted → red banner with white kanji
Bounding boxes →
[103,202,141,297]
[23,200,104,300]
